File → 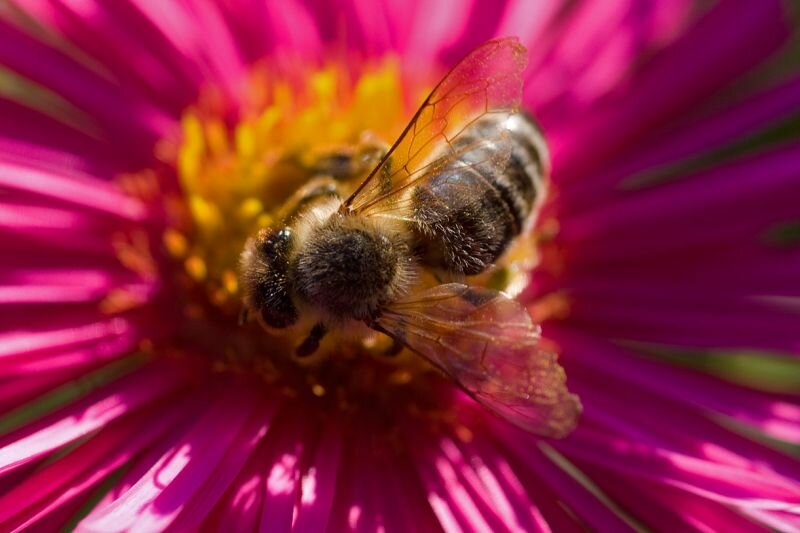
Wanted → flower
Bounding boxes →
[1,0,799,531]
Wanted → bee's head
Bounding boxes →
[293,214,409,321]
[239,227,299,329]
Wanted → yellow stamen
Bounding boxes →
[235,122,257,160]
[222,270,239,295]
[189,195,222,234]
[237,198,263,220]
[179,114,205,187]
[184,255,207,281]
[99,288,144,314]
[205,118,229,158]
[112,231,157,278]
[163,228,189,258]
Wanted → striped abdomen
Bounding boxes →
[411,112,548,275]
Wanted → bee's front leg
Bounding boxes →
[383,336,404,357]
[367,320,405,357]
[238,306,250,326]
[295,322,327,358]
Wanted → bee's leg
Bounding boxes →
[383,336,404,357]
[295,322,327,358]
[368,321,405,357]
[238,306,250,326]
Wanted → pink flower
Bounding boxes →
[1,1,799,531]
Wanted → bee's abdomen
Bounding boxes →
[412,113,547,275]
[494,113,548,229]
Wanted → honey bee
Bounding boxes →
[240,38,580,437]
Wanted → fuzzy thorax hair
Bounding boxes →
[292,211,413,321]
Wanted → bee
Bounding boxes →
[240,37,580,437]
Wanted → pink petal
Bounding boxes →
[495,423,644,530]
[166,396,280,531]
[0,160,147,220]
[0,17,171,150]
[0,397,194,531]
[580,464,769,533]
[12,0,198,116]
[551,327,800,444]
[452,432,553,533]
[551,0,789,182]
[258,410,307,532]
[76,382,260,532]
[0,361,187,475]
[292,421,344,533]
[556,426,800,508]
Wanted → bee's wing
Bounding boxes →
[342,37,527,217]
[375,283,581,438]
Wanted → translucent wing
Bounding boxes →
[375,283,581,437]
[342,37,528,217]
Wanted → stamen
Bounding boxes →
[184,255,207,282]
[112,230,157,278]
[163,228,189,258]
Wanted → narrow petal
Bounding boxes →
[0,18,171,151]
[291,421,344,533]
[551,327,800,444]
[550,0,789,181]
[0,160,147,220]
[166,397,279,531]
[0,397,194,531]
[77,382,260,532]
[494,424,641,530]
[0,361,187,475]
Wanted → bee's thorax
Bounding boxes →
[293,214,410,321]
